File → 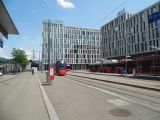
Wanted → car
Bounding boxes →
[0,72,2,76]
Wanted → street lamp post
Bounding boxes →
[46,19,52,84]
[124,38,132,76]
[124,30,128,76]
[125,55,127,75]
[48,19,51,69]
[33,50,42,71]
[136,55,139,76]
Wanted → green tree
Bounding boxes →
[11,48,29,71]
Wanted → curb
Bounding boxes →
[69,74,160,92]
[36,73,59,120]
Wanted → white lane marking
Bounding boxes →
[36,73,59,120]
[66,78,160,112]
[108,99,131,107]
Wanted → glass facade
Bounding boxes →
[42,21,101,70]
[101,2,160,60]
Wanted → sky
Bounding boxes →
[0,0,159,59]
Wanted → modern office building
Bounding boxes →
[0,0,19,48]
[101,1,160,61]
[42,21,101,70]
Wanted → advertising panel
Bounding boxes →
[49,66,54,80]
[148,11,160,23]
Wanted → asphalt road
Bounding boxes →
[38,72,160,120]
[0,72,49,120]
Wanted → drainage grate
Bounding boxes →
[109,108,131,117]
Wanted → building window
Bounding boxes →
[82,31,85,35]
[150,41,152,50]
[151,6,157,14]
[152,29,155,39]
[130,27,133,33]
[137,34,140,43]
[141,43,144,52]
[156,39,159,47]
[143,22,145,31]
[149,30,151,40]
[142,32,146,41]
[114,26,119,32]
[140,13,145,22]
[156,27,160,38]
[157,20,160,26]
[145,42,147,51]
[137,44,139,52]
[153,40,156,46]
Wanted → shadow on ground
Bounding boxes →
[42,82,52,86]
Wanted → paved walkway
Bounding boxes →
[37,72,160,120]
[68,71,160,91]
[0,72,49,120]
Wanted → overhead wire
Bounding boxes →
[92,1,127,28]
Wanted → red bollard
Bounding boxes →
[49,66,54,84]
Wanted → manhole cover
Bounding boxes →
[109,108,131,117]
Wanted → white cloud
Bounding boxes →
[26,50,33,60]
[57,0,75,9]
[26,50,41,61]
[19,48,24,50]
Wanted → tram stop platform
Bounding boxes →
[68,70,160,92]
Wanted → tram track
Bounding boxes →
[67,75,160,99]
[72,71,160,81]
[65,75,160,112]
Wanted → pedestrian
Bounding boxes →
[32,68,34,75]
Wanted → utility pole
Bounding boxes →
[41,42,43,72]
[48,19,51,69]
[125,30,128,76]
[33,50,35,61]
[39,51,40,71]
[47,19,52,84]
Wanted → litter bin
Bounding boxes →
[46,72,49,83]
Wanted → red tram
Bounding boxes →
[89,56,160,75]
[55,60,67,76]
[135,56,160,75]
[89,60,136,74]
[66,64,71,72]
